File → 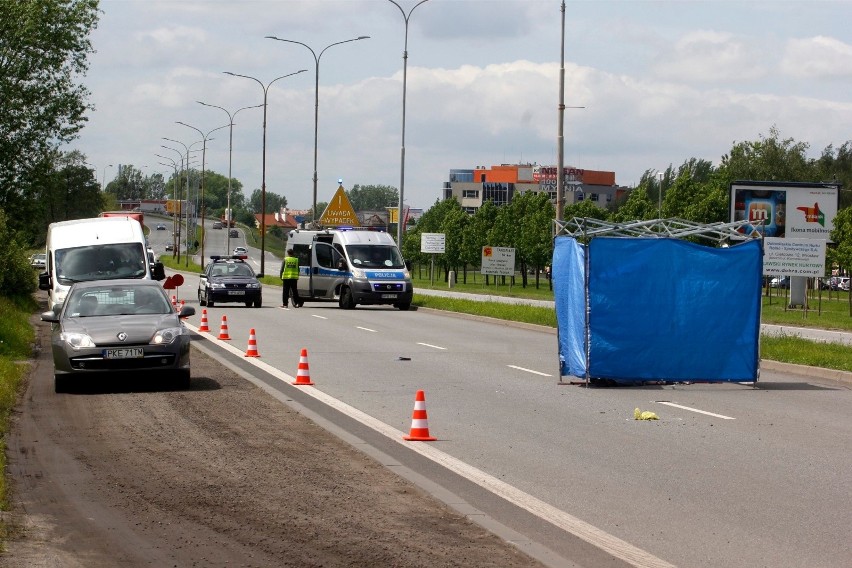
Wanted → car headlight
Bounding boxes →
[210,282,226,289]
[152,326,184,344]
[246,282,260,289]
[351,268,366,279]
[61,332,96,349]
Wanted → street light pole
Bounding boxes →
[156,156,181,256]
[657,170,665,219]
[265,35,370,225]
[556,0,566,222]
[388,0,430,247]
[176,121,229,265]
[163,137,204,267]
[160,146,185,261]
[223,69,307,277]
[101,164,114,192]
[197,101,263,253]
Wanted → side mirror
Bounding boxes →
[41,310,59,323]
[404,260,412,271]
[38,271,51,291]
[178,306,196,319]
[152,262,166,281]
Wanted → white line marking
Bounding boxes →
[507,365,552,377]
[656,401,735,420]
[416,342,446,350]
[312,315,327,320]
[356,326,377,333]
[185,323,675,568]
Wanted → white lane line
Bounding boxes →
[311,315,327,320]
[185,323,675,568]
[507,364,552,377]
[356,326,377,333]
[656,401,735,420]
[417,342,446,350]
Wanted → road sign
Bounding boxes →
[421,233,445,253]
[319,185,359,227]
[481,246,515,276]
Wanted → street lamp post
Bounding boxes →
[197,101,264,253]
[159,146,186,261]
[156,155,181,256]
[223,69,307,277]
[265,35,370,224]
[163,137,204,267]
[176,121,229,265]
[388,0,430,248]
[657,170,664,219]
[101,164,114,192]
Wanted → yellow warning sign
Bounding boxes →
[319,185,360,227]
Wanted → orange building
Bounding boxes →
[444,163,628,214]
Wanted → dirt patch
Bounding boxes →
[1,310,542,567]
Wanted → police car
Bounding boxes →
[198,255,262,308]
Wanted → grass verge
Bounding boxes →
[0,295,38,521]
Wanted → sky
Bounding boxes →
[71,0,852,211]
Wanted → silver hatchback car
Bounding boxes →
[41,279,195,392]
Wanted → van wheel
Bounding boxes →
[254,299,262,308]
[198,290,206,307]
[174,370,190,390]
[339,287,356,309]
[395,302,411,311]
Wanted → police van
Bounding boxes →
[286,228,413,310]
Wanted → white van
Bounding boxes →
[287,228,413,310]
[39,217,166,310]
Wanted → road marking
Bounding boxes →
[187,324,676,568]
[507,365,552,377]
[312,315,327,320]
[656,401,735,420]
[356,326,377,333]
[417,342,446,350]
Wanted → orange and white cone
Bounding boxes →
[217,315,231,340]
[171,295,177,309]
[291,348,314,386]
[244,328,260,357]
[198,309,210,332]
[403,390,437,441]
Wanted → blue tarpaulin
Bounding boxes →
[554,236,762,384]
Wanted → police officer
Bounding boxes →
[280,248,302,308]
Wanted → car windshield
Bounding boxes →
[346,245,404,269]
[66,285,172,317]
[212,263,254,277]
[55,243,148,284]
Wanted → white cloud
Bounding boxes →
[135,25,208,48]
[781,36,852,78]
[653,30,766,83]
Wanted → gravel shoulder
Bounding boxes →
[0,305,542,567]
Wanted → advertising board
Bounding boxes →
[481,246,515,276]
[730,181,839,241]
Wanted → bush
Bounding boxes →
[0,210,37,297]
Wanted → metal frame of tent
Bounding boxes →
[552,217,763,386]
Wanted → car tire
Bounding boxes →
[395,302,411,311]
[54,375,68,393]
[244,301,252,307]
[174,370,190,390]
[339,287,356,310]
[198,289,206,307]
[253,299,262,308]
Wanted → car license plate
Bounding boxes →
[228,290,245,295]
[381,294,398,299]
[103,347,144,359]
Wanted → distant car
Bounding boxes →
[40,279,195,392]
[156,224,166,230]
[229,229,239,238]
[30,253,46,269]
[233,246,248,256]
[769,276,790,289]
[212,222,223,229]
[165,243,174,252]
[198,255,262,308]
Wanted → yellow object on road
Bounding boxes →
[634,407,659,420]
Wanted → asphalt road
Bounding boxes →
[162,265,852,568]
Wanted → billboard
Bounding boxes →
[730,181,839,241]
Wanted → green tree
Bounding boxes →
[0,210,37,296]
[516,192,554,288]
[459,200,498,283]
[249,189,286,214]
[720,126,815,183]
[347,184,398,211]
[0,0,99,218]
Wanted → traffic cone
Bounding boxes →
[244,328,260,357]
[180,299,186,310]
[403,390,437,441]
[217,315,231,340]
[171,295,177,309]
[198,309,210,332]
[291,348,314,386]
